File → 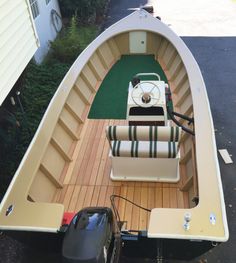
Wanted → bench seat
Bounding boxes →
[106,125,182,182]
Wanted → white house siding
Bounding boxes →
[33,0,62,64]
[0,0,39,105]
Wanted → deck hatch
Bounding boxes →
[129,31,147,53]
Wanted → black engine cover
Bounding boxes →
[62,207,113,263]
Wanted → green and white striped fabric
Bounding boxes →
[106,126,181,142]
[106,125,181,158]
[111,141,178,158]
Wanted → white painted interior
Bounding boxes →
[33,0,62,63]
[129,31,147,53]
[110,155,180,182]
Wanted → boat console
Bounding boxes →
[127,73,168,126]
[107,73,181,182]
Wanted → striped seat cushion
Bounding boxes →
[106,126,181,142]
[111,141,178,158]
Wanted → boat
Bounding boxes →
[0,9,229,261]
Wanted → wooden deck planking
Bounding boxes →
[131,187,141,230]
[90,186,101,206]
[57,119,190,230]
[162,188,170,207]
[104,186,114,207]
[102,151,112,186]
[169,188,178,208]
[113,186,121,214]
[155,188,163,208]
[83,185,95,208]
[118,186,128,221]
[89,121,109,185]
[75,186,88,211]
[124,186,135,229]
[97,185,108,206]
[69,120,95,185]
[95,120,115,186]
[147,187,155,223]
[139,187,148,230]
[68,185,81,212]
[95,139,110,185]
[75,121,100,185]
[62,185,75,211]
[81,120,105,185]
[176,188,185,208]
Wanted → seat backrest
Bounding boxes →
[106,126,181,143]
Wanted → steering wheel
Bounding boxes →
[131,81,161,108]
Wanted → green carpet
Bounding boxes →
[88,55,168,119]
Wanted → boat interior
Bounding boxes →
[32,32,196,230]
[0,30,199,232]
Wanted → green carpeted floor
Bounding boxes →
[88,55,168,119]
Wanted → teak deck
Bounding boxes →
[54,119,189,230]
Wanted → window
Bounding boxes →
[46,0,51,5]
[29,0,39,19]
